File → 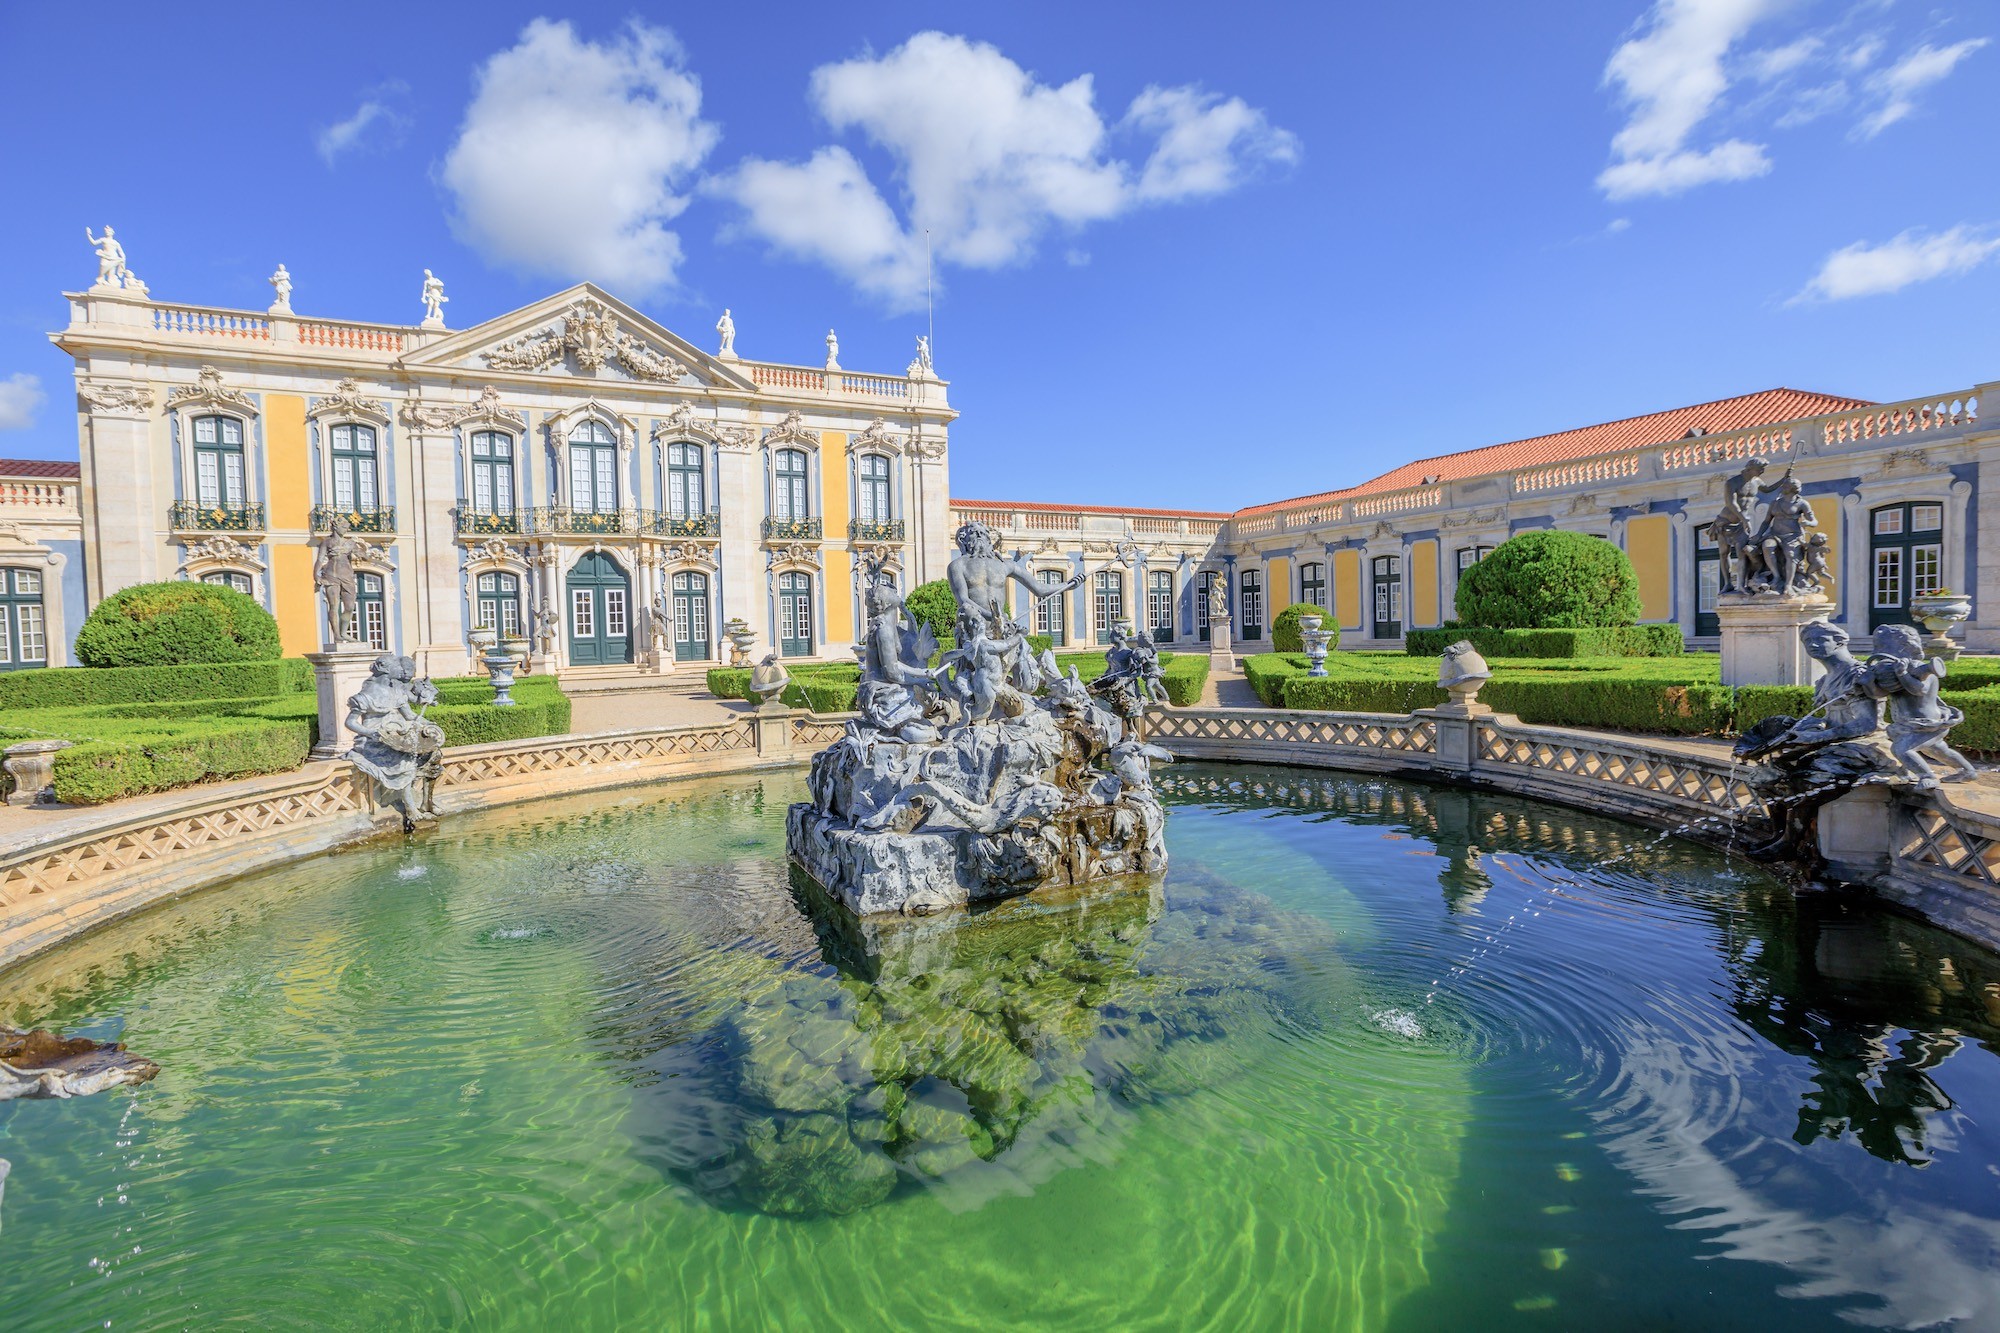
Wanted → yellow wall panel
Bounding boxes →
[1334,549,1362,630]
[1808,496,1841,603]
[1267,557,1290,619]
[820,432,851,641]
[272,543,319,656]
[1625,514,1672,622]
[264,394,310,530]
[1411,540,1440,628]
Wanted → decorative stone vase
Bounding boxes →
[1911,592,1973,660]
[749,655,791,710]
[1298,614,1333,678]
[467,625,497,673]
[3,738,72,806]
[724,618,756,667]
[482,643,520,706]
[502,635,531,672]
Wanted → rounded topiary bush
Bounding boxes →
[74,580,282,667]
[903,579,958,641]
[1271,602,1335,653]
[1454,531,1641,629]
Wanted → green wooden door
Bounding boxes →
[778,571,813,657]
[567,551,632,666]
[1693,523,1720,637]
[1869,501,1944,632]
[672,571,710,663]
[1371,555,1402,639]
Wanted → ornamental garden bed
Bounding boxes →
[0,660,569,806]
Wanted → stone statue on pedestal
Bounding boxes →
[86,226,128,289]
[314,516,365,644]
[907,335,934,378]
[269,263,293,314]
[420,269,448,326]
[344,653,446,832]
[1713,459,1827,598]
[716,308,736,357]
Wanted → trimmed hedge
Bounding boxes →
[0,658,314,710]
[706,651,1209,711]
[49,719,314,807]
[904,580,959,643]
[1272,603,1334,654]
[73,581,282,667]
[1404,626,1683,659]
[1455,531,1641,630]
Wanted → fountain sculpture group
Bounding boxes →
[787,523,1173,916]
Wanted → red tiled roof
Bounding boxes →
[0,458,80,479]
[951,498,1232,520]
[1233,387,1872,518]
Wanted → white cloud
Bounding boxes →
[713,33,1296,307]
[1792,225,2000,302]
[1596,0,1786,199]
[316,84,409,165]
[441,19,720,295]
[1855,38,1988,139]
[0,374,42,432]
[1748,36,1821,82]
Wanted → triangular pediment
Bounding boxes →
[401,283,753,391]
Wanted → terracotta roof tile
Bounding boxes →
[1234,387,1872,518]
[0,458,80,479]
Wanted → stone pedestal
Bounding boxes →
[4,739,72,806]
[307,644,378,760]
[1816,784,1897,881]
[753,700,793,757]
[1209,614,1236,674]
[1717,595,1835,688]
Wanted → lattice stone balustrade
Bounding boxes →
[1150,709,1438,755]
[1473,724,1764,818]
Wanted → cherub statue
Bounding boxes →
[945,616,1029,725]
[1867,623,1978,785]
[1799,531,1833,593]
[1090,625,1168,729]
[344,654,446,830]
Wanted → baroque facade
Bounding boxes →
[47,273,953,675]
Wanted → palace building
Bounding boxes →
[41,274,954,679]
[10,249,1996,677]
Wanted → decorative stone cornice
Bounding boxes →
[454,385,528,433]
[659,542,719,570]
[546,399,638,453]
[307,377,390,426]
[763,410,820,449]
[178,535,266,573]
[852,417,903,455]
[651,401,721,445]
[399,400,461,431]
[76,379,155,416]
[165,365,258,416]
[766,542,822,571]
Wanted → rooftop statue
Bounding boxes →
[420,269,448,327]
[716,308,736,357]
[269,263,293,314]
[824,328,840,371]
[1713,459,1828,598]
[344,653,445,832]
[907,334,934,378]
[85,225,128,289]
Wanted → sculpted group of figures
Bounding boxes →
[1736,618,1977,863]
[788,523,1172,916]
[1712,458,1834,598]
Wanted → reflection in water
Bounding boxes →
[625,868,1346,1217]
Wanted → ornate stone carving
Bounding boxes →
[480,297,691,382]
[660,542,720,569]
[714,423,756,452]
[769,543,822,571]
[652,401,719,444]
[166,366,257,415]
[467,538,520,568]
[1879,448,1934,477]
[307,377,388,424]
[399,400,461,431]
[180,535,263,568]
[0,1025,158,1100]
[77,380,154,415]
[854,417,903,454]
[454,385,527,431]
[764,410,820,448]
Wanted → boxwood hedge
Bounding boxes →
[1403,626,1683,659]
[705,651,1209,711]
[73,581,282,667]
[0,658,315,710]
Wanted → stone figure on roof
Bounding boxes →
[421,269,448,327]
[269,264,293,314]
[716,308,736,358]
[907,334,934,378]
[85,226,128,289]
[825,329,840,371]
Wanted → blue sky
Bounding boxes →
[0,0,1995,510]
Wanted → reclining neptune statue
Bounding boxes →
[788,532,1172,916]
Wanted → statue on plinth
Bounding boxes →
[314,515,365,644]
[85,226,128,289]
[269,263,293,314]
[344,653,446,831]
[788,530,1169,917]
[906,334,934,378]
[715,308,736,358]
[824,329,840,371]
[1713,459,1827,598]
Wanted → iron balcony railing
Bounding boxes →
[650,511,721,539]
[168,501,266,532]
[455,509,521,536]
[762,516,822,542]
[522,506,627,536]
[848,518,905,543]
[310,506,396,534]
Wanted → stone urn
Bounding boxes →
[481,641,520,707]
[724,617,757,667]
[1910,592,1973,660]
[4,738,73,807]
[1436,641,1493,716]
[1298,614,1334,678]
[749,653,791,710]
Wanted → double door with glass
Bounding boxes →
[567,551,632,665]
[672,571,711,662]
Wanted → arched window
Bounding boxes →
[476,571,522,638]
[1239,569,1264,640]
[330,423,379,514]
[192,415,247,510]
[856,454,891,524]
[773,448,810,521]
[568,421,619,514]
[1299,561,1325,609]
[1093,569,1125,644]
[470,431,514,516]
[1147,570,1175,641]
[202,570,252,596]
[0,568,47,671]
[666,442,705,519]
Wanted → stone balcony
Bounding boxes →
[762,517,823,542]
[169,501,267,534]
[848,518,905,543]
[455,509,521,537]
[310,505,395,534]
